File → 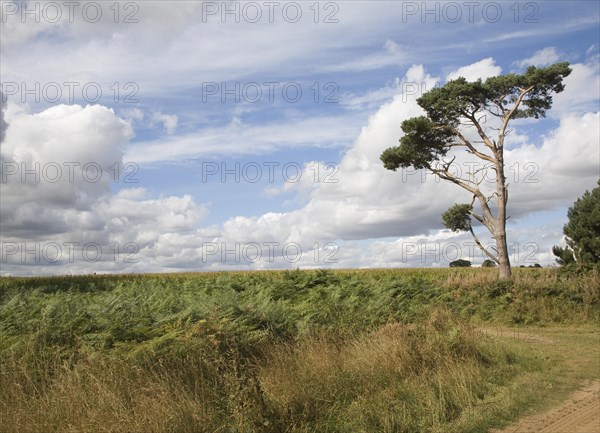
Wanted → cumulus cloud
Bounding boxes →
[2,55,598,275]
[0,103,131,219]
[553,62,600,114]
[206,62,599,268]
[213,65,457,244]
[357,217,567,268]
[446,57,502,82]
[0,103,210,275]
[505,112,600,216]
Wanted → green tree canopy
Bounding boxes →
[442,204,472,232]
[553,180,600,265]
[381,62,572,174]
[381,62,572,280]
[450,259,471,268]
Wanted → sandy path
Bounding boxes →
[480,327,556,344]
[490,380,599,433]
[484,327,599,433]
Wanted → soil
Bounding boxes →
[490,380,600,433]
[485,327,599,433]
[480,327,557,344]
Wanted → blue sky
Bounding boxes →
[0,1,599,275]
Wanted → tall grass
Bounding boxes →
[1,310,545,433]
[260,310,532,433]
[0,268,597,432]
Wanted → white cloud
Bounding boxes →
[321,39,407,73]
[341,77,405,111]
[203,63,599,269]
[125,112,365,163]
[505,112,600,216]
[517,47,561,68]
[212,65,455,244]
[2,1,599,276]
[446,57,502,82]
[119,108,144,124]
[553,62,600,114]
[0,91,7,143]
[483,16,599,43]
[356,218,567,269]
[0,2,207,47]
[0,2,408,98]
[152,111,178,134]
[0,103,210,275]
[0,103,131,220]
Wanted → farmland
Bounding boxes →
[0,267,598,433]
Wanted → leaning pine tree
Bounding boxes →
[381,62,571,279]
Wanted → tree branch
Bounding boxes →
[498,85,535,148]
[469,226,499,263]
[430,168,497,231]
[468,195,495,233]
[448,127,495,163]
[462,112,497,154]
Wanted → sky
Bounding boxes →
[0,0,599,275]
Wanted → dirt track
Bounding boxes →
[480,327,557,344]
[485,326,599,433]
[490,380,599,433]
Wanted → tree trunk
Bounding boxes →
[495,150,512,280]
[495,230,512,280]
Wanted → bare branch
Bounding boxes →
[470,210,495,233]
[449,127,495,163]
[467,195,495,232]
[463,111,497,154]
[470,164,494,184]
[499,85,535,148]
[442,155,456,172]
[469,226,499,263]
[430,169,497,230]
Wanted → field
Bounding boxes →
[0,267,598,433]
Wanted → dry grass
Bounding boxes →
[0,310,533,433]
[1,344,220,433]
[258,310,504,432]
[0,268,598,432]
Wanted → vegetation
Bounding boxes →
[0,268,598,433]
[481,260,496,268]
[449,259,472,267]
[553,180,600,265]
[381,63,572,279]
